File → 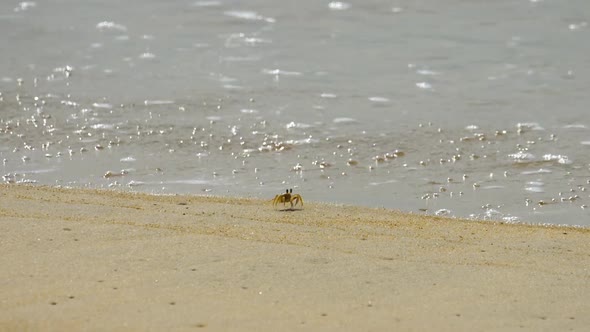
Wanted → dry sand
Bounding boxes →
[1,184,589,331]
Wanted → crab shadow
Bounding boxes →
[276,208,303,212]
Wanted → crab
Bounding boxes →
[272,188,303,209]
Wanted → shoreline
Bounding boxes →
[1,184,589,331]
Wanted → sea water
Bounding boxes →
[1,0,590,226]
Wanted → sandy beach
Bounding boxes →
[1,184,589,331]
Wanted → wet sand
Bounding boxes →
[1,184,589,331]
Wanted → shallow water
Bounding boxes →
[2,0,590,226]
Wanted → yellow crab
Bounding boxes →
[272,188,303,209]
